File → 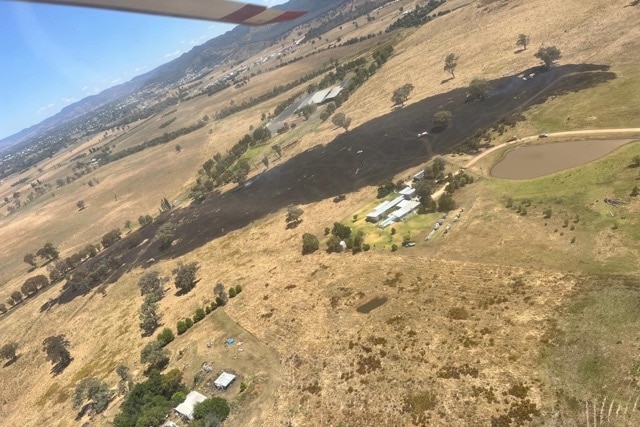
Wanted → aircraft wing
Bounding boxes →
[16,0,307,25]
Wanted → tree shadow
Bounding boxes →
[440,77,453,84]
[75,403,94,421]
[2,356,19,368]
[174,278,202,297]
[286,219,302,229]
[514,48,526,54]
[51,358,73,376]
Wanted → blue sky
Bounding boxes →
[0,0,283,140]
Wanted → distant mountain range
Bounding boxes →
[0,0,348,151]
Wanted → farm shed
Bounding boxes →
[214,372,237,390]
[306,85,344,106]
[175,391,208,420]
[399,187,416,199]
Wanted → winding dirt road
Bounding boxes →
[464,128,640,169]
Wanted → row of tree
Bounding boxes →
[96,121,206,166]
[386,0,449,32]
[216,65,334,120]
[23,242,59,268]
[191,126,272,202]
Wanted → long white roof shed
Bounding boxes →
[391,200,421,220]
[175,391,208,420]
[366,195,405,221]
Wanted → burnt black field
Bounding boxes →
[47,63,615,307]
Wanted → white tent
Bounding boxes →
[175,391,207,420]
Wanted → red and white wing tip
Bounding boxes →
[14,0,307,25]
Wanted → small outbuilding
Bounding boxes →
[175,391,208,421]
[399,187,416,199]
[214,372,237,390]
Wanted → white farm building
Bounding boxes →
[366,186,421,227]
[175,391,208,421]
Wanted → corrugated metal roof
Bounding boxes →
[214,372,237,388]
[399,187,416,196]
[391,200,421,220]
[326,86,343,99]
[175,391,208,420]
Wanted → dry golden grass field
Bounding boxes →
[1,0,640,426]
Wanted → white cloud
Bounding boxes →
[81,86,88,91]
[208,24,216,29]
[61,97,75,104]
[164,50,181,58]
[37,103,55,114]
[111,78,122,84]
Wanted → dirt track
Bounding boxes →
[465,128,640,168]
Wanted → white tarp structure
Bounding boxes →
[305,85,344,106]
[214,372,237,389]
[175,391,208,420]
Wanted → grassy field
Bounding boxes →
[526,66,640,133]
[540,277,640,424]
[441,140,640,274]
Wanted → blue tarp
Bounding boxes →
[226,338,235,345]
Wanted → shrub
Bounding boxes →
[448,307,469,320]
[229,287,237,298]
[362,243,371,252]
[432,110,453,130]
[235,284,242,294]
[302,233,320,255]
[176,320,188,335]
[185,318,194,328]
[391,244,398,252]
[193,308,206,323]
[157,328,175,347]
[205,305,212,314]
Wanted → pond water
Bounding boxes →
[356,296,388,314]
[491,139,634,179]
